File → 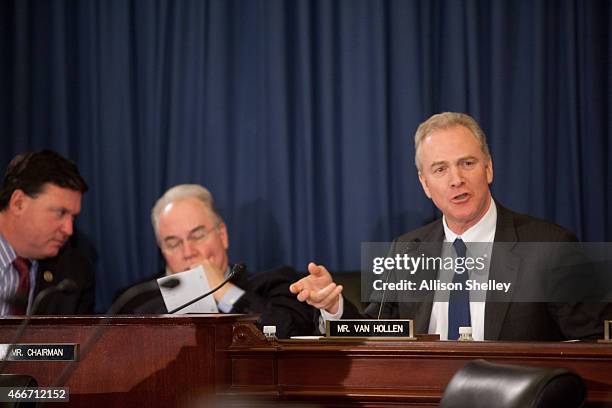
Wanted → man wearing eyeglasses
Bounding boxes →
[118,184,316,338]
[153,184,239,309]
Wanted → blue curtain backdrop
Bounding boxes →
[0,0,610,311]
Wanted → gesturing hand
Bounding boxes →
[289,262,343,314]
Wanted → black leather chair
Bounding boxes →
[439,359,586,408]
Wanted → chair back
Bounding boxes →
[439,359,586,408]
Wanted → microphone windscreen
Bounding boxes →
[57,279,78,293]
[3,293,28,307]
[160,277,180,289]
[232,263,247,275]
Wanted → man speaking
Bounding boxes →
[290,112,608,341]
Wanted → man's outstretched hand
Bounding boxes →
[289,262,342,314]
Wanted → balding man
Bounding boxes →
[119,184,316,339]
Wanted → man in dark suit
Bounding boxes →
[290,112,607,341]
[0,150,94,315]
[34,232,95,315]
[118,184,316,339]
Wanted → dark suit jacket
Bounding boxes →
[344,203,608,341]
[116,265,317,339]
[34,236,96,315]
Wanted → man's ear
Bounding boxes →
[485,158,494,184]
[218,222,229,250]
[8,189,29,214]
[418,172,432,199]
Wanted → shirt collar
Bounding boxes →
[0,233,17,269]
[442,197,497,243]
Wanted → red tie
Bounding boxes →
[12,256,30,315]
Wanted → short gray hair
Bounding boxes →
[151,184,221,239]
[414,112,491,171]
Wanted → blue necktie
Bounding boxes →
[448,238,471,340]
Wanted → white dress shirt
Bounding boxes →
[428,198,497,340]
[321,198,498,339]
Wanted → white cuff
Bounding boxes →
[318,295,344,334]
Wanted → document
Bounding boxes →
[158,265,219,313]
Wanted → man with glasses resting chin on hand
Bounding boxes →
[117,184,315,339]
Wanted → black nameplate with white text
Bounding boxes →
[326,319,414,339]
[0,344,77,361]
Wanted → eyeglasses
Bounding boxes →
[161,224,220,252]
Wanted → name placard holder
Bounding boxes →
[326,319,415,340]
[599,321,612,344]
[0,344,78,361]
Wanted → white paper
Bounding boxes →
[158,265,219,313]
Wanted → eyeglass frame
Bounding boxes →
[160,222,222,252]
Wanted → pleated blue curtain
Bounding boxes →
[0,0,609,311]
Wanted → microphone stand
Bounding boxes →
[52,277,180,387]
[0,279,77,374]
[377,239,421,319]
[54,263,246,387]
[169,263,246,314]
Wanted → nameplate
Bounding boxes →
[0,344,77,361]
[326,319,415,339]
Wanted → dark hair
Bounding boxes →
[0,150,88,211]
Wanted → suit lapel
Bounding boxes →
[407,221,445,332]
[484,204,521,340]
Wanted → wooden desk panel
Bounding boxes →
[1,316,611,407]
[0,315,257,407]
[228,336,612,407]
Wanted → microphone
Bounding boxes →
[53,275,181,387]
[169,263,246,314]
[107,277,180,315]
[0,280,77,315]
[160,278,180,289]
[55,265,244,386]
[30,279,78,316]
[0,279,78,373]
[377,239,421,320]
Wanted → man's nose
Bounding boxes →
[61,217,74,236]
[181,240,198,259]
[449,166,465,188]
